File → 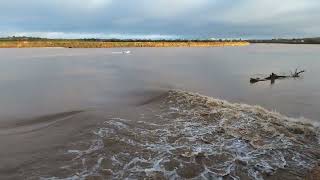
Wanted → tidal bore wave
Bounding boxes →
[43,90,320,180]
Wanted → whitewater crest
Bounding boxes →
[44,90,320,180]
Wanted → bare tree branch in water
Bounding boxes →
[250,68,306,84]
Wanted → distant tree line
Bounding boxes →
[3,36,319,44]
[0,36,246,42]
[0,36,46,41]
[248,37,320,44]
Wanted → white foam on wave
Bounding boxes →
[42,90,320,180]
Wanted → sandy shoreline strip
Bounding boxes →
[0,41,250,48]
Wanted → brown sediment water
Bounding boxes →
[15,90,318,179]
[0,44,320,179]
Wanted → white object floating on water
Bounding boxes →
[111,50,131,54]
[122,50,131,54]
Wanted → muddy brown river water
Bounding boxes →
[0,44,319,179]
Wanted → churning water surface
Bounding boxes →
[0,44,319,179]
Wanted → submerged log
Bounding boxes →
[265,73,288,80]
[250,78,266,83]
[250,69,305,84]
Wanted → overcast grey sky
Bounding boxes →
[0,0,319,39]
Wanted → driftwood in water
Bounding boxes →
[250,69,305,84]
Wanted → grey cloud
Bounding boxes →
[0,0,319,39]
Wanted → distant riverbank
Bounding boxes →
[0,40,249,48]
[248,37,320,44]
